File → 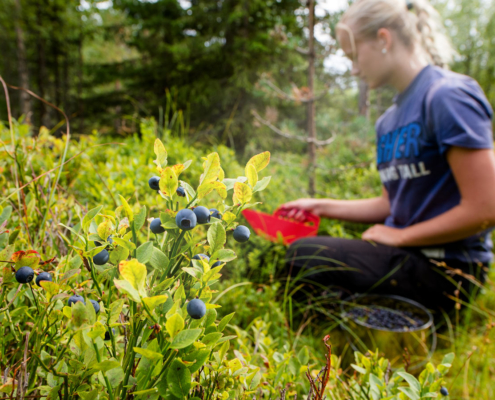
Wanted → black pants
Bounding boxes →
[284,237,488,312]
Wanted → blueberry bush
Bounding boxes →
[0,117,461,399]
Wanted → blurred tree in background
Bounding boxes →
[0,0,493,157]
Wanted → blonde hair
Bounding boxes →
[336,0,456,68]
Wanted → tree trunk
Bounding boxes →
[14,0,31,121]
[307,0,316,198]
[358,79,369,118]
[36,0,48,129]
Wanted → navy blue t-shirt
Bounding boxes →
[375,65,494,263]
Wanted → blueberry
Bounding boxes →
[212,261,223,267]
[36,272,52,286]
[209,208,222,220]
[440,387,449,396]
[187,299,206,320]
[90,299,100,313]
[150,218,166,234]
[191,254,210,267]
[193,206,210,224]
[175,209,197,231]
[68,295,85,307]
[149,176,160,190]
[95,235,113,247]
[104,328,116,341]
[93,249,109,266]
[15,267,34,284]
[176,187,186,197]
[233,225,250,243]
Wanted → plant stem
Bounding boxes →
[28,283,40,313]
[92,341,115,400]
[185,193,198,208]
[131,220,137,258]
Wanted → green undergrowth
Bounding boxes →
[1,117,493,399]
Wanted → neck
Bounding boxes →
[388,48,429,93]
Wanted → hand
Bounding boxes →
[279,198,322,222]
[361,224,405,247]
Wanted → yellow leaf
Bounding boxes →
[142,295,169,312]
[166,313,184,339]
[118,259,147,298]
[245,164,258,188]
[154,139,168,168]
[197,181,227,200]
[172,164,185,177]
[246,151,270,173]
[233,182,252,204]
[219,167,225,181]
[118,195,134,222]
[200,152,220,185]
[39,281,60,302]
[97,219,113,242]
[222,212,236,224]
[159,167,178,197]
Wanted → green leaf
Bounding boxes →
[207,223,226,255]
[201,332,222,347]
[92,360,121,372]
[107,366,124,387]
[0,206,12,225]
[71,301,89,329]
[210,249,236,264]
[136,241,154,264]
[217,312,235,332]
[441,353,455,365]
[134,206,147,231]
[150,247,169,271]
[134,347,163,361]
[222,179,237,191]
[114,279,141,303]
[398,372,420,393]
[398,387,420,400]
[154,139,168,168]
[118,195,134,222]
[109,299,125,324]
[171,329,202,349]
[166,313,185,339]
[142,295,169,312]
[166,360,191,398]
[159,167,178,197]
[118,259,147,298]
[253,176,271,192]
[109,245,129,265]
[297,346,309,366]
[289,358,301,376]
[113,237,136,252]
[183,349,210,373]
[82,206,103,234]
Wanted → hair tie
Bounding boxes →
[406,0,414,10]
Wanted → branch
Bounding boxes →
[260,78,329,103]
[251,109,336,146]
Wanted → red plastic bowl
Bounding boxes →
[242,207,320,245]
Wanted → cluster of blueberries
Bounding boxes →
[148,175,251,243]
[347,307,425,331]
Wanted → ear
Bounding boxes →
[376,28,393,51]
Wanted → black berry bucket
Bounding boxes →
[339,294,436,371]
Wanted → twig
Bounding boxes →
[251,109,336,146]
[260,77,330,103]
[0,285,22,313]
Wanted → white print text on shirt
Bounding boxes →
[379,162,431,183]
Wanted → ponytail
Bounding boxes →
[336,0,456,68]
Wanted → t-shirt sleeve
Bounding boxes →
[429,80,494,155]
